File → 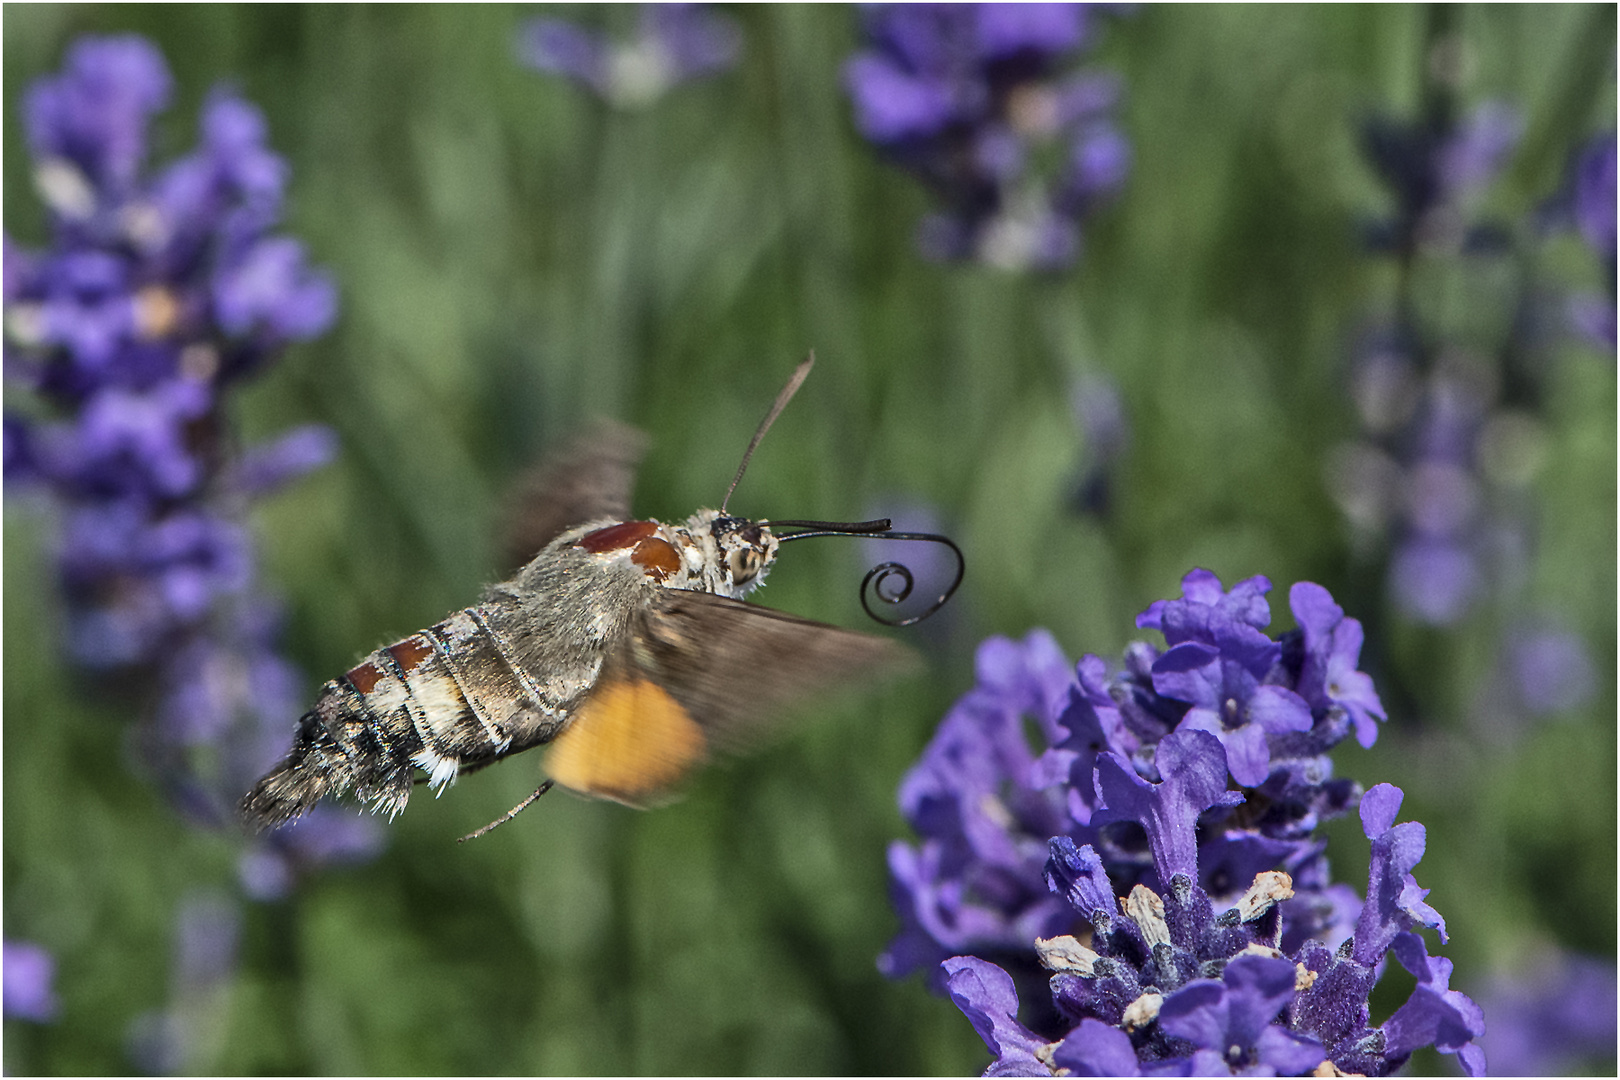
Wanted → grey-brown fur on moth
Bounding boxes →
[240,358,917,833]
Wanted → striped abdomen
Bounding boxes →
[241,603,575,830]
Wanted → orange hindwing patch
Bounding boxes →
[545,676,707,805]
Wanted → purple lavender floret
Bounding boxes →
[886,571,1482,1074]
[5,35,371,886]
[845,3,1129,271]
[516,4,740,109]
[880,630,1077,980]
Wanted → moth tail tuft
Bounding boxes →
[239,710,347,831]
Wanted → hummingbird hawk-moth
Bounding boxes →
[240,355,961,840]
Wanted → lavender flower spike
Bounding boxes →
[899,573,1484,1075]
[845,3,1130,270]
[516,4,740,109]
[6,34,370,891]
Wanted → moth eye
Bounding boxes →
[727,547,761,585]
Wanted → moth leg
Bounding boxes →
[456,780,555,843]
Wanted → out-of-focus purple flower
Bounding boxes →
[1570,134,1617,271]
[230,423,338,497]
[859,499,960,639]
[1359,99,1521,256]
[1505,622,1597,715]
[845,3,1129,271]
[172,891,240,993]
[1389,536,1479,624]
[1435,101,1523,196]
[1567,293,1617,349]
[125,889,243,1074]
[5,35,372,888]
[1558,133,1617,349]
[213,236,337,344]
[880,630,1077,980]
[238,806,387,902]
[888,573,1483,1075]
[516,4,740,109]
[3,940,61,1023]
[24,35,172,201]
[1476,949,1617,1075]
[1068,372,1129,515]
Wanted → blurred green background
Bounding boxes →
[4,4,1614,1075]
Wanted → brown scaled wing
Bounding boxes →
[544,589,917,805]
[502,420,647,570]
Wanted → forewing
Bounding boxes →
[544,590,916,805]
[502,420,647,570]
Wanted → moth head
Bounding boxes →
[680,509,778,598]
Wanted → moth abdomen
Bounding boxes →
[240,604,572,831]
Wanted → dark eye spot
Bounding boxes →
[727,548,759,585]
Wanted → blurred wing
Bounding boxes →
[545,590,916,805]
[502,420,647,570]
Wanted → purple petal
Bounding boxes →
[1253,1024,1330,1074]
[1354,783,1446,966]
[1156,978,1227,1050]
[1044,837,1115,923]
[1380,933,1486,1066]
[1247,684,1313,735]
[1093,729,1243,881]
[1212,714,1271,787]
[1051,1017,1140,1076]
[1217,953,1306,1050]
[942,956,1049,1074]
[1150,641,1221,706]
[1291,582,1386,746]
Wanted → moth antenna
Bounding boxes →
[774,525,965,627]
[721,352,815,514]
[456,780,554,843]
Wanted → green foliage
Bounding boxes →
[5,5,1613,1075]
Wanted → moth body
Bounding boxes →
[241,510,786,830]
[243,355,940,837]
